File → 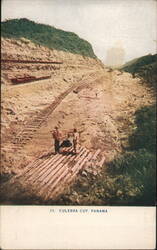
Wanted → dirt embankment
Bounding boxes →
[1,37,103,84]
[1,38,155,179]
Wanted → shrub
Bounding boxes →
[107,149,156,205]
[129,105,156,152]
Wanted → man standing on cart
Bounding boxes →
[73,128,79,154]
[52,126,62,154]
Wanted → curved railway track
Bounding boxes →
[2,73,106,202]
[5,73,103,152]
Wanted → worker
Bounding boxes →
[52,126,62,154]
[73,128,79,154]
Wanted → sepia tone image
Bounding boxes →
[1,0,156,206]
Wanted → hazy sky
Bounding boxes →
[1,0,157,63]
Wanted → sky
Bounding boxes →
[1,0,157,64]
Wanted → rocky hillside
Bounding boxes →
[121,54,157,72]
[121,54,157,89]
[1,18,96,58]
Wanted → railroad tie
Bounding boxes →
[52,151,92,199]
[16,158,43,179]
[32,151,73,186]
[64,150,95,187]
[24,151,64,182]
[73,147,87,162]
[44,164,69,200]
[37,162,68,198]
[91,149,101,160]
[72,150,92,176]
[96,156,106,167]
[36,147,81,192]
[21,151,59,179]
[37,147,83,199]
[31,148,73,191]
[21,159,47,182]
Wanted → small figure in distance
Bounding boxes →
[73,128,79,154]
[52,126,62,154]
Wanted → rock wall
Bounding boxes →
[1,37,104,85]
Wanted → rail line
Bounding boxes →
[2,73,106,202]
[1,59,63,64]
[4,74,103,152]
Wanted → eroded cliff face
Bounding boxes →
[1,37,103,84]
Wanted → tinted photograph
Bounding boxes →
[1,0,156,206]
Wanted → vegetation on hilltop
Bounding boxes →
[121,54,157,71]
[1,18,96,58]
[121,54,157,89]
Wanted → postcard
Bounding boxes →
[1,0,156,249]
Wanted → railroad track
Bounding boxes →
[4,74,103,152]
[3,84,80,152]
[1,59,63,64]
[1,73,106,202]
[11,146,105,201]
